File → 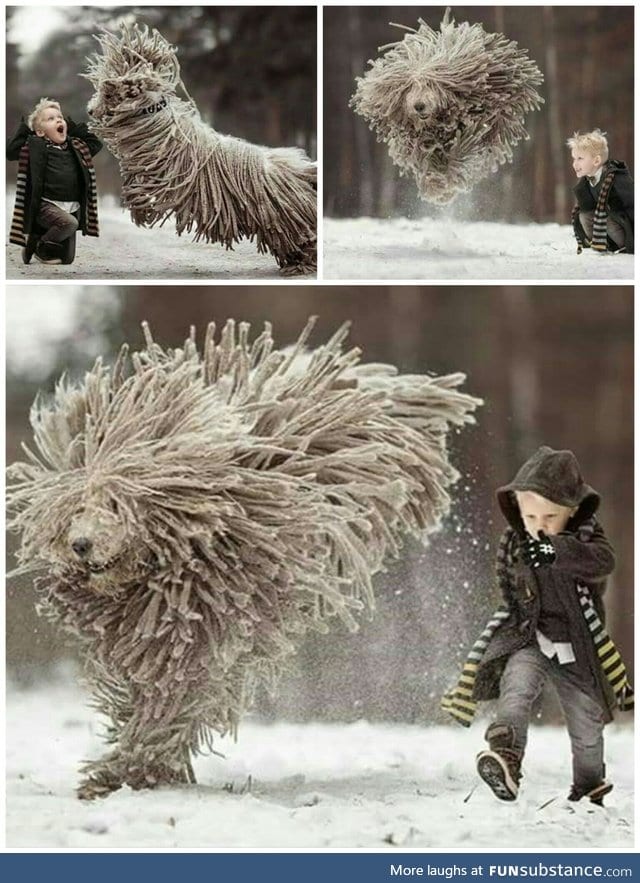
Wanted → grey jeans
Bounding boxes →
[579,210,626,249]
[493,645,605,791]
[36,201,79,245]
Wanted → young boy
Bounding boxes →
[568,129,634,254]
[443,446,632,805]
[7,98,102,265]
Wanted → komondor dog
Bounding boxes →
[350,9,544,204]
[7,318,481,799]
[84,24,316,274]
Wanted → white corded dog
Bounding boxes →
[351,9,544,204]
[7,318,481,798]
[85,24,317,274]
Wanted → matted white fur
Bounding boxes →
[351,9,544,204]
[7,318,481,798]
[85,24,317,274]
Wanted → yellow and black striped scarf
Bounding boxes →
[571,166,617,254]
[577,583,634,710]
[9,138,99,247]
[441,605,511,726]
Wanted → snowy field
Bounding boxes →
[7,683,633,849]
[6,196,312,280]
[323,218,634,280]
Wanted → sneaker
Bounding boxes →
[35,242,62,265]
[22,235,39,264]
[567,781,613,807]
[477,748,521,801]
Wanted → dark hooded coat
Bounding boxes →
[573,159,634,254]
[472,447,617,721]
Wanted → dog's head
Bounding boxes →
[7,343,253,596]
[402,78,448,128]
[87,74,169,124]
[85,24,179,125]
[351,55,456,141]
[45,486,142,594]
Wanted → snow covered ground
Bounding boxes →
[7,683,633,849]
[323,218,634,280]
[6,196,312,280]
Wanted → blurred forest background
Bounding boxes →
[324,5,634,223]
[6,286,634,726]
[6,5,317,197]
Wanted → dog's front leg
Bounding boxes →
[77,723,196,799]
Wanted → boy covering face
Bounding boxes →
[443,447,633,806]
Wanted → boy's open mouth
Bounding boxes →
[56,124,65,134]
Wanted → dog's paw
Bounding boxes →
[279,252,317,276]
[278,240,317,276]
[77,754,125,800]
[77,774,122,801]
[280,263,314,277]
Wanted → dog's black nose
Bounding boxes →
[72,538,93,558]
[414,102,426,113]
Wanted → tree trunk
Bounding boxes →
[543,7,567,222]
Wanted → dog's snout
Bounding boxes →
[72,537,93,558]
[414,102,426,113]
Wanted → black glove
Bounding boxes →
[520,531,556,569]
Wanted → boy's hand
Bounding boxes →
[520,532,556,569]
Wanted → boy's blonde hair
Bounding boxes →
[27,98,62,132]
[566,129,609,161]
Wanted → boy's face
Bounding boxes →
[571,147,602,178]
[35,105,67,145]
[515,491,577,538]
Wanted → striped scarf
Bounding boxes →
[9,145,31,247]
[9,138,99,247]
[572,166,617,254]
[577,583,634,711]
[441,523,634,726]
[441,605,511,725]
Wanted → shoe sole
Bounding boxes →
[477,752,518,801]
[587,782,613,806]
[590,782,613,800]
[569,781,613,805]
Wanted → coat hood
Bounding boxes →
[496,446,600,534]
[606,159,630,174]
